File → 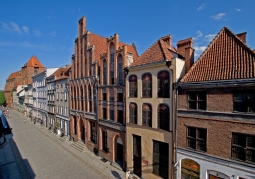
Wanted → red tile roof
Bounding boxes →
[181,27,255,82]
[90,33,108,62]
[7,71,20,80]
[24,56,44,68]
[49,66,70,79]
[130,36,174,67]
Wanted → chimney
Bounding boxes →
[236,32,247,44]
[177,38,194,73]
[66,64,71,68]
[161,35,172,48]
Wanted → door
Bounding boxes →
[116,143,123,165]
[133,135,141,177]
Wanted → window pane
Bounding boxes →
[198,101,206,110]
[187,138,196,149]
[198,93,206,100]
[189,93,196,100]
[232,146,245,160]
[188,127,196,138]
[189,101,196,109]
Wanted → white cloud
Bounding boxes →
[193,30,203,40]
[1,22,10,31]
[49,30,56,36]
[205,34,216,42]
[210,13,226,20]
[236,8,241,12]
[193,45,207,57]
[33,30,42,36]
[22,26,29,33]
[197,4,205,11]
[0,40,55,51]
[10,22,22,34]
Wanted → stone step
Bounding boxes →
[70,141,85,152]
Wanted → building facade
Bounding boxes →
[53,66,71,136]
[177,27,255,179]
[4,56,45,107]
[98,34,138,169]
[24,84,33,118]
[32,68,58,125]
[125,36,193,179]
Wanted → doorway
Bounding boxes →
[115,137,123,166]
[133,135,141,177]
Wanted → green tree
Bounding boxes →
[0,91,6,105]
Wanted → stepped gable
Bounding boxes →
[24,56,44,68]
[181,27,255,82]
[119,42,139,60]
[130,35,174,67]
[90,33,108,62]
[7,71,20,80]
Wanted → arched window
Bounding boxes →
[142,103,152,127]
[158,71,170,98]
[118,54,123,84]
[158,104,169,131]
[129,103,137,124]
[103,59,107,85]
[129,75,137,97]
[110,43,114,84]
[142,73,152,98]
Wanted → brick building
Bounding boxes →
[125,36,193,179]
[177,27,255,179]
[4,56,45,107]
[69,16,138,170]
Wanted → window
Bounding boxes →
[129,103,137,124]
[142,104,152,127]
[188,92,206,110]
[110,88,114,101]
[153,140,169,178]
[91,122,96,143]
[64,92,67,101]
[117,93,123,102]
[110,43,114,85]
[234,92,255,113]
[158,104,170,131]
[57,92,59,100]
[103,92,107,101]
[102,131,108,152]
[129,75,137,98]
[118,55,123,84]
[103,108,107,119]
[103,60,107,85]
[142,73,152,98]
[157,71,170,98]
[187,127,207,152]
[118,110,123,124]
[232,133,255,163]
[110,110,114,121]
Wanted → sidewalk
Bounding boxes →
[10,109,126,179]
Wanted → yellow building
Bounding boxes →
[125,36,194,179]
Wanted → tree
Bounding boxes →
[0,91,6,105]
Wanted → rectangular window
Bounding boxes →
[232,133,255,163]
[153,140,169,178]
[110,110,114,121]
[57,92,59,100]
[103,93,107,101]
[187,127,207,152]
[188,92,206,110]
[102,131,108,152]
[142,82,152,98]
[234,92,255,113]
[117,93,123,102]
[142,110,152,127]
[103,108,107,119]
[64,92,67,101]
[91,122,96,143]
[118,110,123,124]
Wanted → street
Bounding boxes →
[7,110,106,179]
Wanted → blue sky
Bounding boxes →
[1,0,255,90]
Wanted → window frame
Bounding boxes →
[142,103,152,127]
[157,104,170,131]
[129,103,137,124]
[187,126,207,152]
[188,92,206,110]
[157,71,170,98]
[91,121,96,144]
[234,91,255,113]
[142,73,152,98]
[129,75,137,98]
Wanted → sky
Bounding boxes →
[1,0,255,90]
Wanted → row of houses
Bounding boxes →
[4,16,255,179]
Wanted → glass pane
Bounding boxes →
[232,146,245,160]
[248,93,255,101]
[197,128,206,140]
[235,93,245,100]
[198,101,206,110]
[189,93,196,100]
[234,102,246,112]
[188,127,196,137]
[246,149,255,162]
[187,138,196,149]
[247,136,255,148]
[189,101,196,109]
[197,93,206,100]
